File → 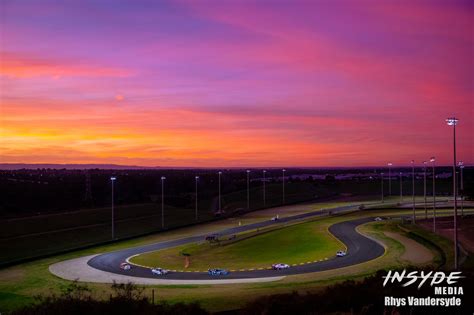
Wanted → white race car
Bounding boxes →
[374,217,384,221]
[336,251,347,257]
[272,263,290,270]
[120,262,131,270]
[151,268,169,275]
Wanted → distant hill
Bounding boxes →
[0,163,160,170]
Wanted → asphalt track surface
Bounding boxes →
[88,204,385,280]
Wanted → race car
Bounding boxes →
[374,217,384,221]
[208,268,229,276]
[336,250,347,257]
[151,267,169,275]
[205,234,219,241]
[272,263,290,270]
[120,262,131,270]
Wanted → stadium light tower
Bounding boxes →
[218,171,222,213]
[423,161,427,219]
[161,176,166,229]
[282,169,286,204]
[195,176,199,221]
[263,170,267,207]
[430,157,436,232]
[399,172,403,203]
[246,170,250,210]
[381,172,384,203]
[110,177,116,240]
[459,161,464,217]
[446,117,459,270]
[411,160,415,224]
[388,163,393,196]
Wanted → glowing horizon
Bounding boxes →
[1,1,473,167]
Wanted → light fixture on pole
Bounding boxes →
[263,170,266,207]
[282,169,286,204]
[195,176,199,221]
[388,163,393,196]
[423,161,427,219]
[458,161,464,217]
[110,177,116,240]
[161,176,166,229]
[246,170,250,210]
[411,160,415,224]
[399,172,403,203]
[446,117,459,270]
[381,172,384,203]
[430,157,436,232]
[218,171,222,214]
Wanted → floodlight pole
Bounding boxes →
[195,176,199,221]
[400,172,403,203]
[110,177,116,240]
[161,176,166,229]
[423,161,427,219]
[430,157,436,232]
[263,170,266,207]
[388,163,392,196]
[381,172,384,203]
[282,169,286,204]
[459,161,464,217]
[446,117,459,270]
[411,160,415,224]
[246,170,250,210]
[218,171,222,213]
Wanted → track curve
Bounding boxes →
[87,215,385,280]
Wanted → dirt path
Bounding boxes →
[385,232,434,265]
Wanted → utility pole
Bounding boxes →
[218,171,222,214]
[381,172,384,203]
[195,176,199,221]
[400,172,403,203]
[459,161,464,217]
[388,163,392,196]
[161,176,166,229]
[263,170,266,207]
[411,160,415,224]
[430,157,436,232]
[446,117,459,270]
[282,169,286,204]
[423,161,427,219]
[246,170,250,210]
[110,177,116,240]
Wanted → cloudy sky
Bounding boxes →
[1,0,472,167]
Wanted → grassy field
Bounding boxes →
[130,220,342,271]
[0,202,470,314]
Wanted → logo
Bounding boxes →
[382,270,465,307]
[383,270,464,289]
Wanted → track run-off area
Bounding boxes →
[50,202,390,284]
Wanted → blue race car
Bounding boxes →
[208,268,229,276]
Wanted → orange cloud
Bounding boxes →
[0,51,131,78]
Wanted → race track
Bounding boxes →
[86,208,385,280]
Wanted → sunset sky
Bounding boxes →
[1,0,473,167]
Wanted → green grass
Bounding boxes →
[130,220,342,270]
